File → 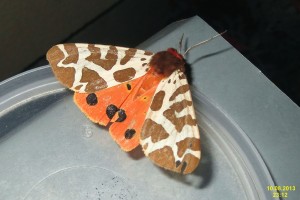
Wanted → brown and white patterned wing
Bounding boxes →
[47,43,153,93]
[140,70,201,174]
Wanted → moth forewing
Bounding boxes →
[140,71,201,174]
[47,44,153,93]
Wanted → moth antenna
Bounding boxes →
[179,33,184,54]
[183,30,227,57]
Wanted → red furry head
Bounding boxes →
[149,48,185,77]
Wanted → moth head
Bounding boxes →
[149,48,185,77]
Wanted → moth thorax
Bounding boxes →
[149,48,185,77]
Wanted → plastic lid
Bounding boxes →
[0,66,276,199]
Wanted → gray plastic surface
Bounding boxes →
[0,69,274,200]
[1,16,298,199]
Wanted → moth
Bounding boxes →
[46,40,203,174]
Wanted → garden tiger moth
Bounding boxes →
[47,42,201,174]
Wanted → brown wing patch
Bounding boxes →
[120,48,137,65]
[80,67,108,93]
[62,44,79,64]
[148,146,176,170]
[179,154,200,174]
[163,100,196,132]
[141,119,169,143]
[148,145,198,174]
[169,84,190,101]
[113,68,136,82]
[86,45,117,70]
[150,90,165,111]
[144,51,154,56]
[176,137,200,158]
[47,45,76,89]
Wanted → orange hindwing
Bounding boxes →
[74,68,163,151]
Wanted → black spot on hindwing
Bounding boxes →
[86,93,98,106]
[116,109,127,122]
[126,83,131,90]
[106,105,127,122]
[125,129,136,139]
[106,104,118,119]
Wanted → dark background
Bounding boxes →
[2,0,300,106]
